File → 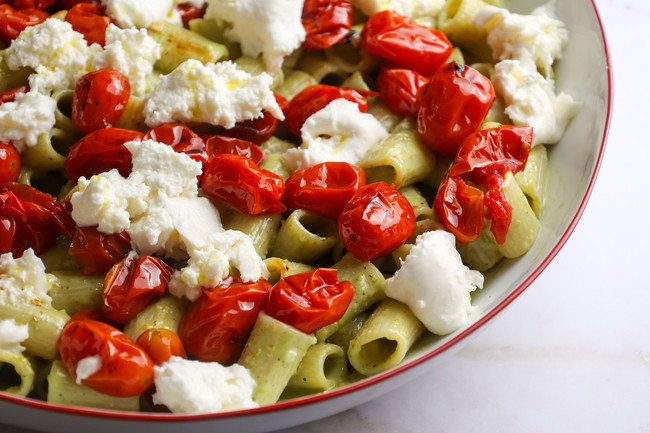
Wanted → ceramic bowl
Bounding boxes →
[0,0,612,431]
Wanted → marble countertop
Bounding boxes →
[3,0,647,432]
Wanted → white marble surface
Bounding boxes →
[2,0,647,432]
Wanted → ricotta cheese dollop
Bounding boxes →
[101,0,176,29]
[0,249,53,308]
[0,319,29,354]
[352,0,444,18]
[385,231,484,335]
[0,90,56,151]
[75,355,102,385]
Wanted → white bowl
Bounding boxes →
[0,0,612,431]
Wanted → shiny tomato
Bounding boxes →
[265,268,355,334]
[52,0,100,10]
[219,93,288,144]
[179,278,270,364]
[284,162,366,220]
[0,5,48,44]
[143,123,207,166]
[338,181,416,261]
[433,177,484,243]
[376,64,429,118]
[136,328,187,366]
[65,3,114,47]
[64,127,143,182]
[417,62,496,157]
[204,135,266,165]
[360,10,452,76]
[68,225,132,275]
[57,314,154,397]
[102,254,173,324]
[202,154,286,215]
[0,142,20,183]
[302,0,352,50]
[176,2,206,28]
[0,85,29,104]
[11,0,55,8]
[285,85,368,137]
[72,69,130,134]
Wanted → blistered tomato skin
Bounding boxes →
[57,315,154,397]
[179,278,270,365]
[204,135,266,165]
[0,85,30,104]
[137,328,187,366]
[417,62,496,157]
[0,142,20,183]
[0,5,48,44]
[302,0,353,51]
[65,3,114,46]
[360,10,452,76]
[143,123,207,167]
[377,65,430,118]
[72,69,130,134]
[102,255,174,324]
[265,268,355,335]
[339,182,416,261]
[68,226,132,275]
[202,154,286,215]
[284,162,366,220]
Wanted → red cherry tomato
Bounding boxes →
[65,127,143,182]
[0,5,48,44]
[52,0,100,11]
[176,2,206,28]
[136,328,187,366]
[179,278,270,364]
[143,123,207,167]
[285,85,369,137]
[12,0,55,9]
[265,268,355,334]
[219,93,288,144]
[434,126,533,244]
[0,85,29,105]
[102,254,173,324]
[72,69,130,134]
[376,64,429,118]
[68,225,132,275]
[202,154,286,215]
[417,62,496,157]
[65,3,114,47]
[338,181,416,261]
[284,162,366,220]
[302,0,352,51]
[57,314,154,397]
[360,10,452,76]
[0,142,20,183]
[204,135,266,166]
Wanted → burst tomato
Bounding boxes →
[0,5,48,44]
[176,2,206,27]
[204,135,266,165]
[265,268,355,334]
[65,3,114,46]
[284,162,366,220]
[338,182,416,261]
[376,64,429,118]
[143,123,207,166]
[136,328,187,366]
[302,0,352,50]
[0,85,29,104]
[0,142,20,183]
[72,69,130,134]
[68,226,132,275]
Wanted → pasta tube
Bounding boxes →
[0,350,35,397]
[263,257,315,285]
[287,343,347,392]
[49,271,104,316]
[269,209,339,264]
[123,296,188,341]
[515,144,548,216]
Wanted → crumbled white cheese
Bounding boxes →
[493,59,580,145]
[102,0,176,28]
[4,18,101,95]
[0,90,56,152]
[283,99,389,171]
[0,319,29,354]
[94,24,161,97]
[352,0,444,17]
[474,1,568,76]
[204,0,306,72]
[0,249,53,307]
[143,59,284,129]
[385,231,484,335]
[75,355,102,385]
[153,356,258,414]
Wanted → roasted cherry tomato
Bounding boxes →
[0,5,48,44]
[284,162,366,220]
[102,254,173,324]
[377,64,429,118]
[202,154,286,215]
[52,0,100,10]
[0,142,20,183]
[265,268,355,334]
[0,85,29,104]
[219,93,288,144]
[143,123,207,166]
[11,0,55,8]
[204,135,266,166]
[136,328,187,366]
[65,3,114,47]
[360,10,452,76]
[434,126,533,244]
[57,314,154,397]
[68,225,132,275]
[338,181,416,261]
[302,0,352,51]
[64,127,143,182]
[417,62,496,157]
[176,1,206,28]
[285,85,368,137]
[0,183,61,256]
[179,277,270,364]
[72,69,130,134]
